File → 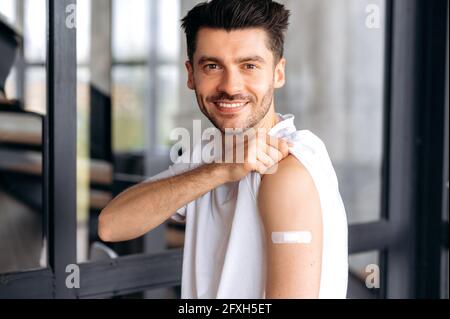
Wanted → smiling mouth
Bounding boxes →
[213,101,249,113]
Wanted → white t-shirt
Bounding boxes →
[146,113,348,299]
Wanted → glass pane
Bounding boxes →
[156,65,179,147]
[24,0,46,63]
[156,0,180,61]
[1,0,47,274]
[25,66,46,114]
[348,251,382,299]
[76,67,91,263]
[273,0,386,224]
[0,160,45,273]
[0,0,16,25]
[112,0,150,61]
[75,1,91,263]
[77,0,91,65]
[112,66,148,151]
[4,67,17,100]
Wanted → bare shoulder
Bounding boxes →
[258,154,322,228]
[259,154,318,204]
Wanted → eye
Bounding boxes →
[244,63,257,70]
[205,64,219,70]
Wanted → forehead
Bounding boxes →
[194,27,273,62]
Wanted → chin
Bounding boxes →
[218,119,247,131]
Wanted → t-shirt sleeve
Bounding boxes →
[144,161,192,223]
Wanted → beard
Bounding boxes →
[196,86,274,134]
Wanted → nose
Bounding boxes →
[217,68,244,96]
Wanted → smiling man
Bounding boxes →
[99,0,348,299]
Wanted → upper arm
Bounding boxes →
[258,155,323,299]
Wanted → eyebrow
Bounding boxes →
[197,56,221,65]
[197,55,267,65]
[236,55,266,64]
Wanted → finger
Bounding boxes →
[266,145,284,163]
[255,161,270,175]
[257,150,276,168]
[265,136,292,154]
[264,135,281,150]
[277,139,291,158]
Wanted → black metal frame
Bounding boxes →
[382,0,419,299]
[45,0,78,299]
[0,0,448,299]
[77,249,182,298]
[413,0,448,298]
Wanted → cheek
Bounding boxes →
[194,74,220,96]
[246,74,273,98]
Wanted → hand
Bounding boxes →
[221,130,292,182]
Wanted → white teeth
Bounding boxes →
[217,102,247,108]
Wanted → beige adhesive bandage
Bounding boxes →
[271,231,312,244]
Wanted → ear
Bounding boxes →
[185,61,195,90]
[274,58,286,89]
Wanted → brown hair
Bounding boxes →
[181,0,291,63]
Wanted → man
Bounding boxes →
[99,0,348,299]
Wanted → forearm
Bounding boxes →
[98,163,229,242]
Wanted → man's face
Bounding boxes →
[186,27,286,132]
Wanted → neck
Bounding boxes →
[253,107,280,132]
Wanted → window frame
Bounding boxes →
[112,0,179,152]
